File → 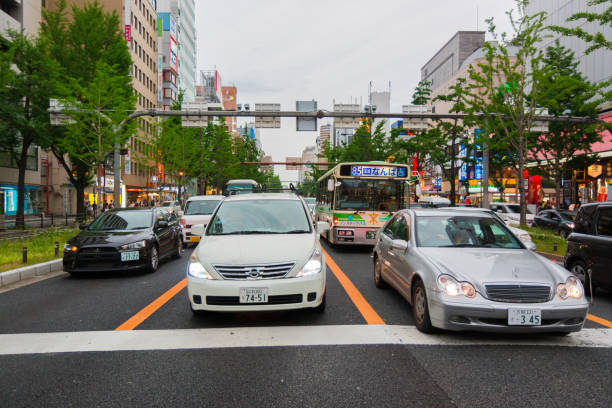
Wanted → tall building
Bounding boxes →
[0,1,43,216]
[370,91,391,134]
[222,86,238,134]
[200,70,223,103]
[420,31,485,93]
[298,146,317,184]
[332,104,361,146]
[318,124,331,152]
[157,0,196,102]
[47,0,160,205]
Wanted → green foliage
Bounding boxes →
[318,119,394,163]
[411,80,432,105]
[549,0,611,55]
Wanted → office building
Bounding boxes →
[318,124,331,152]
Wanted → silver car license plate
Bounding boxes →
[120,251,140,262]
[508,308,541,325]
[239,288,268,303]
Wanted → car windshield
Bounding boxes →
[208,199,311,235]
[88,211,152,231]
[335,179,403,211]
[184,200,220,215]
[161,202,172,207]
[415,215,522,249]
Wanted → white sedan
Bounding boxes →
[187,193,329,313]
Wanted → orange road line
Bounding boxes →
[321,247,385,325]
[587,313,612,328]
[115,278,187,331]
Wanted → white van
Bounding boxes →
[180,195,224,245]
[418,196,451,208]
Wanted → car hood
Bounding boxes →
[196,233,316,269]
[182,214,212,226]
[419,247,568,290]
[70,229,151,247]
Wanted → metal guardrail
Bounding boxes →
[0,214,84,240]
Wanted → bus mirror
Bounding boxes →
[327,179,334,192]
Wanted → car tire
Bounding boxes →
[412,278,435,333]
[373,256,387,289]
[172,236,183,259]
[146,245,159,273]
[569,260,593,296]
[313,291,326,313]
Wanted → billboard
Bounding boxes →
[255,103,281,128]
[296,100,317,131]
[169,15,177,42]
[169,37,178,74]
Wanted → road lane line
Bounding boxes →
[1,326,611,355]
[115,278,187,331]
[587,313,612,328]
[321,247,385,325]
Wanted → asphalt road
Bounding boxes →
[0,240,611,407]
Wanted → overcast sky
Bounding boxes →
[195,0,516,183]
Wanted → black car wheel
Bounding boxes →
[373,256,387,289]
[569,260,592,296]
[172,236,183,259]
[147,245,159,273]
[412,278,435,333]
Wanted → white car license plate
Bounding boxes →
[239,288,268,304]
[508,308,541,326]
[120,251,140,262]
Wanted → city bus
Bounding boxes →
[316,162,410,245]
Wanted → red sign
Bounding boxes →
[124,25,131,42]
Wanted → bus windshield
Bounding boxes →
[335,179,403,212]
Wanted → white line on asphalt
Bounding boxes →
[0,326,611,355]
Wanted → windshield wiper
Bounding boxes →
[267,230,310,234]
[439,243,483,247]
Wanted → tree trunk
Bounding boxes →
[450,138,456,206]
[75,184,86,222]
[554,158,562,210]
[16,140,32,229]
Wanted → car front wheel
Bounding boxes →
[373,256,387,289]
[570,260,592,296]
[172,236,183,259]
[147,245,159,273]
[412,279,435,333]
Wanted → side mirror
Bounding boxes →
[327,179,334,192]
[156,220,168,229]
[79,223,90,230]
[391,239,408,251]
[525,241,536,251]
[191,224,206,236]
[316,221,330,233]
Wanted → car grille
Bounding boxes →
[75,247,121,269]
[206,294,303,305]
[485,284,552,303]
[213,262,296,280]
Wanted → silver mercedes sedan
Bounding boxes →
[373,209,588,334]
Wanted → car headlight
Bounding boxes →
[121,240,146,250]
[437,274,476,298]
[64,243,78,252]
[187,253,214,279]
[567,222,575,229]
[296,249,323,278]
[556,276,583,300]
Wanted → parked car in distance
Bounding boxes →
[161,200,182,214]
[564,202,612,294]
[490,203,535,225]
[373,209,588,334]
[180,195,224,245]
[443,206,536,249]
[63,208,183,274]
[187,193,329,313]
[533,209,576,238]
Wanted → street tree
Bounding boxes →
[530,40,605,209]
[40,0,134,216]
[549,0,611,55]
[467,0,548,225]
[0,31,59,228]
[411,80,433,105]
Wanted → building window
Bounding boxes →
[0,146,39,171]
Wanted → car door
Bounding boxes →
[549,211,562,230]
[592,205,612,288]
[154,209,173,256]
[536,210,553,229]
[388,215,416,300]
[378,215,401,287]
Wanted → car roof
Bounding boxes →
[402,208,496,218]
[223,193,301,201]
[443,207,492,212]
[186,195,225,201]
[108,207,153,212]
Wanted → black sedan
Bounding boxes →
[532,209,576,238]
[63,207,183,274]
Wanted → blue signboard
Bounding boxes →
[459,163,468,181]
[433,177,442,189]
[350,165,407,178]
[475,164,483,180]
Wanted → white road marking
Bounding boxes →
[0,325,610,355]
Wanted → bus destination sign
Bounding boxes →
[350,165,408,178]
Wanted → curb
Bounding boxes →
[0,259,63,287]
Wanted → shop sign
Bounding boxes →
[587,164,603,178]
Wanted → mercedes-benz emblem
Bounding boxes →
[247,268,261,278]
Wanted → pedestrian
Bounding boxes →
[109,199,114,209]
[92,202,97,216]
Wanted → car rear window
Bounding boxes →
[596,207,612,237]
